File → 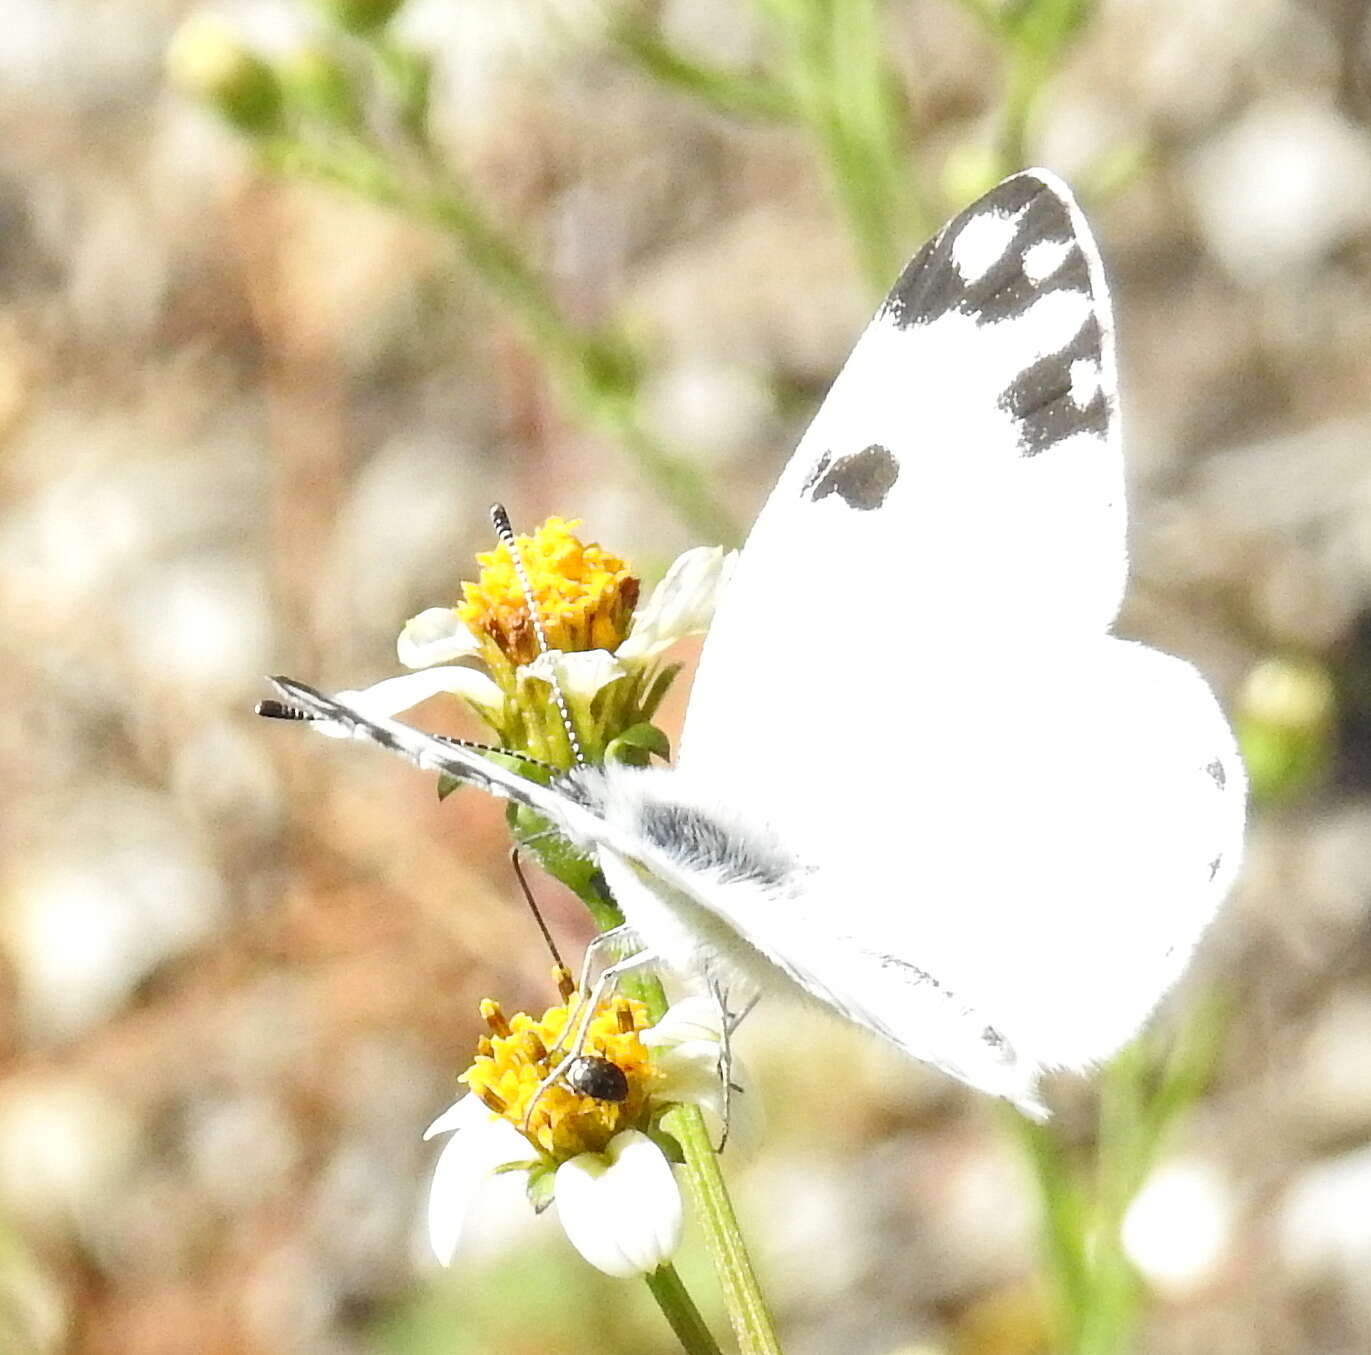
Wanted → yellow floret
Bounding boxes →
[458,517,639,667]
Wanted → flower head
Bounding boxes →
[464,988,658,1158]
[458,516,639,669]
[344,517,733,769]
[425,990,728,1277]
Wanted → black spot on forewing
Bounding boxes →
[998,313,1110,457]
[1206,759,1226,789]
[637,801,793,889]
[802,444,899,510]
[883,175,1090,331]
[1208,855,1223,882]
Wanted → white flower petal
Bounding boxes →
[617,547,736,663]
[640,995,724,1049]
[554,1130,682,1277]
[641,999,763,1154]
[424,1102,532,1266]
[518,649,626,702]
[653,1040,725,1109]
[397,607,484,669]
[423,1092,492,1141]
[338,666,505,718]
[642,998,727,1110]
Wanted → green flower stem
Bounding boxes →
[665,1101,784,1355]
[610,20,798,122]
[645,1262,727,1355]
[1009,1112,1090,1344]
[258,135,740,546]
[563,871,783,1355]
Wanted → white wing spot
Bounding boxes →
[1022,237,1071,285]
[950,209,1021,285]
[1068,358,1101,409]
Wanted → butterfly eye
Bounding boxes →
[563,1054,630,1103]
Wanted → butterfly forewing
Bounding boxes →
[684,170,1125,783]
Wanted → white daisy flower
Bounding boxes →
[344,517,734,767]
[424,991,731,1278]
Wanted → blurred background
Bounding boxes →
[3,1,1371,1352]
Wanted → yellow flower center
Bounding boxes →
[461,986,658,1159]
[457,516,639,668]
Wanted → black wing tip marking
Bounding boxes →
[881,173,1084,333]
[1206,758,1227,789]
[878,170,1114,461]
[998,312,1111,457]
[801,444,900,510]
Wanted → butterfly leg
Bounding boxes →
[539,923,641,1064]
[521,947,659,1133]
[707,983,760,1153]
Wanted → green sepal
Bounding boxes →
[525,1163,557,1215]
[639,663,683,722]
[606,722,671,766]
[645,1123,686,1166]
[492,1159,541,1177]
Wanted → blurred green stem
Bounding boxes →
[757,0,926,287]
[610,20,798,122]
[1013,992,1230,1354]
[259,135,739,546]
[615,0,926,289]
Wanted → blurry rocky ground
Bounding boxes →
[2,1,1371,1353]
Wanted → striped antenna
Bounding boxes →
[256,696,560,776]
[489,504,585,767]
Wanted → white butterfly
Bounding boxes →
[262,170,1247,1118]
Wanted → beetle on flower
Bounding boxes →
[426,991,732,1278]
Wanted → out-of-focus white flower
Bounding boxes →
[1121,1157,1235,1296]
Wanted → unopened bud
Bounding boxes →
[1235,656,1335,802]
[313,0,406,36]
[166,14,283,136]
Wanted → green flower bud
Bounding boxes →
[313,0,406,36]
[1235,656,1336,803]
[166,15,283,136]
